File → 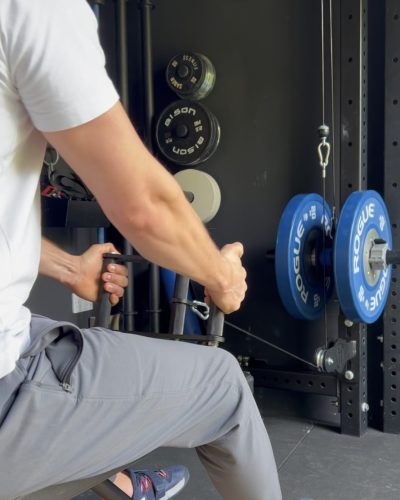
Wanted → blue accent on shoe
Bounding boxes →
[125,465,190,500]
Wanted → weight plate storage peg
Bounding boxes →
[275,194,334,320]
[156,100,221,166]
[166,52,216,100]
[174,169,221,223]
[334,190,392,324]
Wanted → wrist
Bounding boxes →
[51,252,80,291]
[205,254,232,294]
[39,238,82,291]
[57,254,81,291]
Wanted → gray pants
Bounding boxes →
[0,315,282,500]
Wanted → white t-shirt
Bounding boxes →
[0,0,119,378]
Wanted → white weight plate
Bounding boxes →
[175,169,221,223]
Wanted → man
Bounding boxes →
[0,1,282,499]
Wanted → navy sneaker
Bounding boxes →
[125,465,190,500]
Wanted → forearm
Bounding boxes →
[108,152,230,291]
[39,237,79,289]
[44,103,231,294]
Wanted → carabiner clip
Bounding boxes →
[191,300,210,321]
[318,138,331,178]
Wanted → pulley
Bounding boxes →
[275,190,398,325]
[166,52,216,101]
[156,100,221,166]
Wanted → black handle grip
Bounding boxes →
[169,274,190,335]
[96,254,120,328]
[206,303,225,338]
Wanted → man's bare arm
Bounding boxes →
[43,102,246,313]
[39,237,128,305]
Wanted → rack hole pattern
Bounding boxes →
[387,21,400,427]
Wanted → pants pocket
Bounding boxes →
[45,326,84,392]
[23,319,84,393]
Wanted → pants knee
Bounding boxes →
[214,349,249,388]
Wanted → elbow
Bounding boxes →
[110,200,160,241]
[103,180,184,247]
[125,209,155,235]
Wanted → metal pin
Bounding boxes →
[361,402,370,413]
[345,370,354,381]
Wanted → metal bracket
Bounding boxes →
[315,338,357,374]
[171,298,210,320]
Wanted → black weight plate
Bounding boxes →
[156,100,219,166]
[200,110,221,163]
[166,52,216,100]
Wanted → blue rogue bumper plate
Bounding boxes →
[334,190,392,324]
[275,193,334,320]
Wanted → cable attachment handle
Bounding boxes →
[97,253,121,328]
[171,298,210,321]
[317,124,331,179]
[207,304,225,345]
[191,300,210,320]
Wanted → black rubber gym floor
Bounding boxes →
[75,390,400,500]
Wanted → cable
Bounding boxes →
[321,0,326,125]
[329,0,337,217]
[322,178,329,349]
[320,0,329,349]
[225,321,319,369]
[325,0,337,349]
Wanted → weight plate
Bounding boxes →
[200,109,221,163]
[334,190,392,324]
[156,100,220,166]
[275,194,334,320]
[166,52,216,100]
[174,169,221,223]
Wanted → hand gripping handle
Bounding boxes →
[96,253,120,328]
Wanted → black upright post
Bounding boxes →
[338,0,369,436]
[117,0,129,108]
[116,0,136,333]
[383,0,400,434]
[169,275,190,335]
[89,0,106,19]
[140,0,155,149]
[139,0,161,333]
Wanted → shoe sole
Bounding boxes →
[159,476,187,500]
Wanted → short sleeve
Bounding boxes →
[4,0,119,132]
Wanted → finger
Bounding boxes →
[102,271,129,289]
[109,293,120,306]
[101,242,120,255]
[106,263,128,277]
[103,281,125,298]
[232,242,244,258]
[221,242,244,259]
